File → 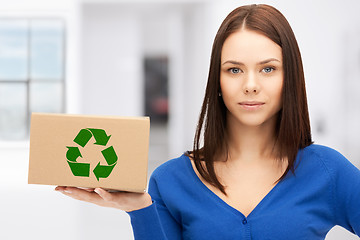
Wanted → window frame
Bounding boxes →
[0,16,66,145]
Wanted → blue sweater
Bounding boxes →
[128,144,360,239]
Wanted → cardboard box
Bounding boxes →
[28,113,150,193]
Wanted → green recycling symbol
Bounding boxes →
[66,128,118,181]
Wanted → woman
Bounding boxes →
[56,4,360,239]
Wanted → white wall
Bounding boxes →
[78,2,211,158]
[80,4,143,116]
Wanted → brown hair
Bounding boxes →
[187,4,313,194]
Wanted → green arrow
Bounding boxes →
[93,162,117,181]
[67,160,90,177]
[66,147,82,161]
[101,146,118,165]
[67,128,117,180]
[93,146,118,181]
[73,129,92,147]
[88,129,111,146]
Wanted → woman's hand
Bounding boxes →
[55,186,152,212]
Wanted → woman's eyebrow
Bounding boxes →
[222,58,281,65]
[259,58,281,64]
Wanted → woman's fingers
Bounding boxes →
[55,186,66,192]
[55,186,102,204]
[94,188,113,201]
[79,187,95,192]
[55,186,153,211]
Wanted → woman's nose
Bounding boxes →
[243,73,259,94]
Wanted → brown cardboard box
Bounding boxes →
[28,113,150,193]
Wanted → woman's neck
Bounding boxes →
[225,116,278,163]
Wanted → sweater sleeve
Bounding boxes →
[127,171,182,239]
[324,147,360,236]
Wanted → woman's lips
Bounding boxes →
[238,101,265,110]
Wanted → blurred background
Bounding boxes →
[0,0,359,239]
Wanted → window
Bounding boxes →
[0,19,65,141]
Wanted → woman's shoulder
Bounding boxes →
[150,153,192,181]
[302,144,347,162]
[302,144,343,159]
[301,144,359,177]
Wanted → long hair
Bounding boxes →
[188,4,313,194]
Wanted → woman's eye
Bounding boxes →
[229,68,241,74]
[262,67,275,73]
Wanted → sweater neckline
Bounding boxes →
[182,154,287,219]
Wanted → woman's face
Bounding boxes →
[220,29,283,128]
